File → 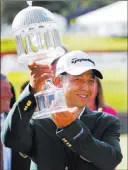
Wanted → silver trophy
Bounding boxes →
[12,1,72,119]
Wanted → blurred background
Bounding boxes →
[1,1,127,169]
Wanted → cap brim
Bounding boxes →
[93,69,103,79]
[66,67,103,79]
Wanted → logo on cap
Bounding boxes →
[71,58,95,65]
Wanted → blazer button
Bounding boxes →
[62,138,67,142]
[68,144,72,147]
[27,102,31,106]
[24,107,27,111]
[27,100,32,104]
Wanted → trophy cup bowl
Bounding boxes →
[12,5,65,64]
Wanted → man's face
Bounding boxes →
[61,70,95,108]
[0,80,13,113]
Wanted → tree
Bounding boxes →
[1,0,115,25]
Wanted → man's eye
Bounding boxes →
[73,78,80,81]
[89,80,94,83]
[74,78,82,81]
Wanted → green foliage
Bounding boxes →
[62,35,127,51]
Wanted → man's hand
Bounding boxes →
[51,107,80,128]
[28,62,54,93]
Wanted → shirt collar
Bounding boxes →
[78,107,85,119]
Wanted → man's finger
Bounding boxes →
[28,62,51,71]
[31,73,53,81]
[35,64,51,69]
[28,62,37,70]
[30,67,53,76]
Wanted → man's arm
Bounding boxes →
[56,117,123,170]
[1,62,53,154]
[1,85,36,153]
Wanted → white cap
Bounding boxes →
[56,51,103,79]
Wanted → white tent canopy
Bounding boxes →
[76,1,127,25]
[76,1,127,36]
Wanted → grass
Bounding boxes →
[8,71,29,98]
[116,134,127,170]
[1,36,127,53]
[62,35,127,51]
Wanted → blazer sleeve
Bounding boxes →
[1,85,37,154]
[56,117,123,170]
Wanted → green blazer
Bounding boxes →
[1,85,123,170]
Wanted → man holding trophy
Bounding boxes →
[1,2,122,170]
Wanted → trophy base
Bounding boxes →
[31,106,76,120]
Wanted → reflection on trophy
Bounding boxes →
[33,82,70,119]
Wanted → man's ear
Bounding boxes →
[52,76,63,88]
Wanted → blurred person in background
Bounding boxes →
[0,73,30,170]
[0,74,13,113]
[88,78,118,117]
[0,73,13,170]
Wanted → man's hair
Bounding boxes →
[20,80,29,91]
[0,73,7,81]
[51,45,68,66]
[51,57,59,65]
